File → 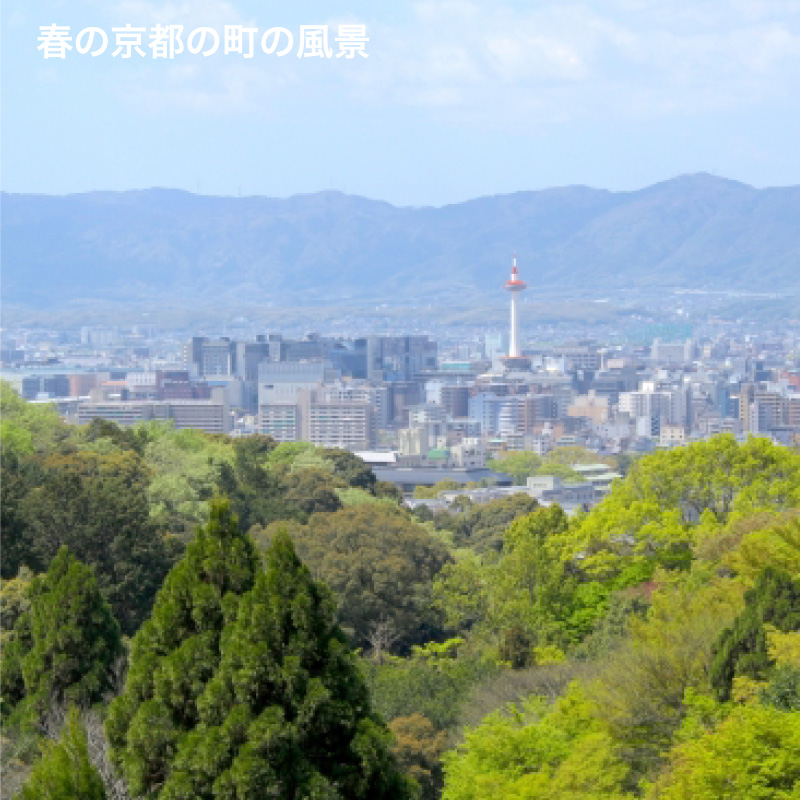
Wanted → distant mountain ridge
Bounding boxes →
[3,174,799,308]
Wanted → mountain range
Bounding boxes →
[2,174,799,310]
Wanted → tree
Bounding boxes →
[17,706,107,800]
[711,567,800,702]
[0,380,74,457]
[541,446,610,468]
[217,441,297,531]
[1,565,33,632]
[487,451,543,484]
[536,462,586,482]
[1,448,35,579]
[145,425,235,539]
[760,665,800,711]
[389,714,448,800]
[18,450,174,635]
[273,505,451,652]
[452,493,540,553]
[414,480,462,499]
[321,447,377,491]
[485,506,575,653]
[106,499,259,798]
[281,467,343,517]
[364,639,492,733]
[1,547,122,724]
[433,554,490,635]
[441,683,633,800]
[566,435,800,581]
[375,480,403,503]
[723,515,800,585]
[589,577,743,780]
[84,417,145,456]
[646,704,800,799]
[158,530,415,800]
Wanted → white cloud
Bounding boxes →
[81,0,800,124]
[345,0,800,126]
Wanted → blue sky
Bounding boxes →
[2,0,800,205]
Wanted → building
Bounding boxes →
[366,335,438,382]
[298,389,376,449]
[501,256,530,369]
[73,388,231,434]
[258,404,301,442]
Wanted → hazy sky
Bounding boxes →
[3,0,800,205]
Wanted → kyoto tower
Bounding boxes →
[502,255,529,368]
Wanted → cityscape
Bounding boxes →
[3,255,798,514]
[4,1,800,795]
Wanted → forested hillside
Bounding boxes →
[2,381,800,799]
[4,175,800,310]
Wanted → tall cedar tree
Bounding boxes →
[159,529,414,800]
[711,566,800,701]
[17,706,107,800]
[105,498,259,797]
[1,547,122,722]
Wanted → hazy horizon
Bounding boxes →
[4,171,798,209]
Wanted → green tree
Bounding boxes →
[0,565,33,632]
[723,515,800,585]
[17,706,106,800]
[433,554,490,635]
[541,446,610,468]
[144,425,235,539]
[364,638,492,733]
[414,480,462,499]
[19,450,174,635]
[0,381,73,457]
[217,439,299,531]
[1,547,122,723]
[452,493,541,553]
[84,417,146,456]
[711,567,800,702]
[375,480,403,503]
[106,498,259,798]
[0,448,35,580]
[589,577,743,780]
[485,506,576,655]
[487,452,543,484]
[321,447,377,491]
[646,703,800,799]
[761,666,800,711]
[159,530,414,800]
[441,683,633,800]
[536,462,586,482]
[272,505,451,652]
[567,435,800,580]
[281,467,343,517]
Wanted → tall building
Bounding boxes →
[365,336,437,382]
[501,256,530,369]
[184,337,236,378]
[298,389,376,450]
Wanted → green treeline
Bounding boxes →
[2,380,800,799]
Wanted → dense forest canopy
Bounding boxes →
[2,381,800,799]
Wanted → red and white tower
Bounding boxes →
[503,255,527,360]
